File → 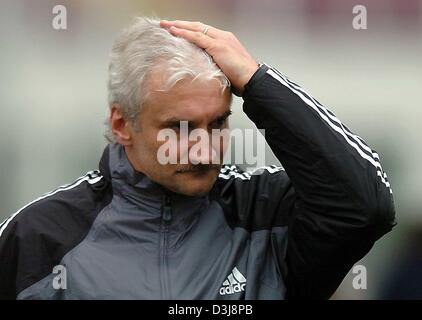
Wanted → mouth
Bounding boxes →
[177,169,211,174]
[176,167,220,177]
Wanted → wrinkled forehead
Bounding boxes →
[145,62,228,91]
[141,72,232,123]
[145,67,231,102]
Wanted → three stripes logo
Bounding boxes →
[219,267,247,296]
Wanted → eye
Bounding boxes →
[166,121,194,132]
[166,122,181,131]
[210,118,227,129]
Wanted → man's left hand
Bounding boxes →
[160,20,259,95]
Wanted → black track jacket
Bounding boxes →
[0,64,396,299]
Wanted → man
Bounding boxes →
[0,17,396,299]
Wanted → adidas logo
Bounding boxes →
[219,267,247,296]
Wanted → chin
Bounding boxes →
[183,189,210,197]
[174,183,213,197]
[172,173,218,197]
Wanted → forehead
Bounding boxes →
[143,71,231,122]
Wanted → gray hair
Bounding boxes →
[105,16,231,141]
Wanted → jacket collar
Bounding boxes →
[98,143,211,230]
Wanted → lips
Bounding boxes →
[176,165,220,174]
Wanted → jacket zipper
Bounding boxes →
[160,194,172,299]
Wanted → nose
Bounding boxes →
[188,131,220,165]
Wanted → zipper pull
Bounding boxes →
[161,196,172,224]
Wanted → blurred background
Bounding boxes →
[0,0,421,299]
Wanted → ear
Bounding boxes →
[109,104,133,146]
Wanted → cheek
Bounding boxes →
[151,130,181,169]
[132,131,160,161]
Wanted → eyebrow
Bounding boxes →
[162,110,232,127]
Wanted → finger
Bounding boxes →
[161,20,206,32]
[168,26,212,49]
[161,20,221,38]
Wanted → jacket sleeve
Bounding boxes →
[242,64,397,299]
[0,216,19,299]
